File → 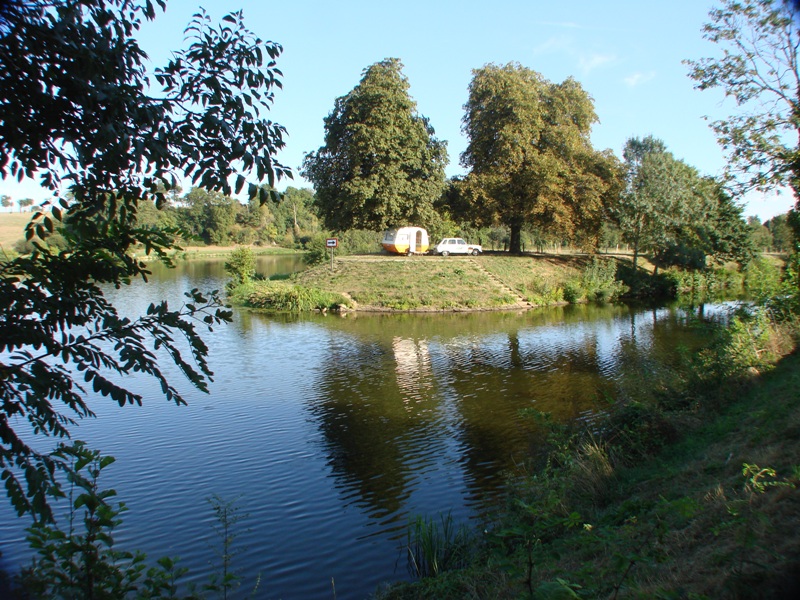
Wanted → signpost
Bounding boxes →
[326,238,338,271]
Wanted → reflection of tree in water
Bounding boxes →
[308,337,445,520]
[435,329,608,496]
[304,304,721,524]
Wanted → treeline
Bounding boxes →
[748,213,794,252]
[10,183,792,268]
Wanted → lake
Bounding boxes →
[0,255,725,599]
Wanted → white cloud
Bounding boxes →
[532,35,573,56]
[624,71,656,87]
[579,53,616,75]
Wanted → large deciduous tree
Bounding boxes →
[459,63,620,254]
[685,0,800,240]
[0,0,289,521]
[614,136,752,272]
[613,136,698,271]
[302,58,448,232]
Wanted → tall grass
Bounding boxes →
[406,512,473,579]
[230,280,350,312]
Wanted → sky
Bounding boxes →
[2,0,796,221]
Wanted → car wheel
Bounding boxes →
[441,250,449,256]
[471,249,479,256]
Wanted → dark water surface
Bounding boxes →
[0,256,725,598]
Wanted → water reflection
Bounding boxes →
[300,302,724,532]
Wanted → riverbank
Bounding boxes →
[377,319,800,599]
[236,253,630,312]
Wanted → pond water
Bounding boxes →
[0,255,726,599]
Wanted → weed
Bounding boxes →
[405,513,473,579]
[18,442,188,599]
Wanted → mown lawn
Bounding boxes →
[294,255,524,310]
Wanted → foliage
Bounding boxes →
[18,442,189,599]
[744,255,784,302]
[302,58,448,232]
[459,63,622,253]
[203,495,258,599]
[301,234,330,266]
[764,212,794,251]
[763,251,800,319]
[693,306,781,385]
[224,247,256,288]
[16,443,262,599]
[234,280,350,312]
[0,1,288,521]
[578,256,627,302]
[612,136,710,271]
[406,512,473,579]
[686,0,800,209]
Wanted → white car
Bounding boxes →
[434,238,483,256]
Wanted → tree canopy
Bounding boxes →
[0,0,289,520]
[458,63,620,254]
[612,136,753,272]
[685,0,800,226]
[301,58,448,232]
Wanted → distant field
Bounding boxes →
[0,212,33,250]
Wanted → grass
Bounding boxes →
[0,212,33,250]
[292,254,599,311]
[228,279,351,312]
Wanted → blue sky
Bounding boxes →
[3,0,795,221]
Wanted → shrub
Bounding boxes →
[694,306,780,386]
[242,281,349,312]
[581,257,626,302]
[224,246,256,287]
[563,280,582,303]
[744,256,783,303]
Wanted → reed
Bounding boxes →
[405,512,472,579]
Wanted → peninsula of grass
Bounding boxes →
[232,253,626,313]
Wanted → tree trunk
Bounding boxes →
[509,221,523,254]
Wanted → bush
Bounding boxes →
[581,257,626,302]
[239,281,350,312]
[224,246,256,287]
[694,306,781,386]
[562,280,582,303]
[302,235,329,266]
[744,256,783,303]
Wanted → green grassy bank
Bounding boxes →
[376,315,800,599]
[235,253,630,312]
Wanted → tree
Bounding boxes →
[460,63,619,254]
[653,179,755,270]
[1,194,11,210]
[748,215,775,250]
[177,187,239,245]
[302,58,448,232]
[224,246,256,287]
[685,0,800,229]
[0,1,289,521]
[280,186,318,236]
[17,197,33,212]
[765,212,793,251]
[702,183,755,266]
[612,136,708,271]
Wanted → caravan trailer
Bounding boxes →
[381,227,429,255]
